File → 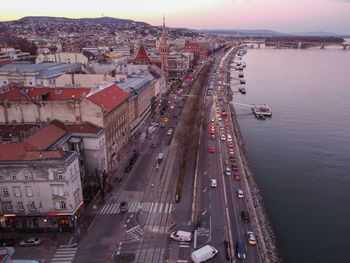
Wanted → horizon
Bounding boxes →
[1,0,350,35]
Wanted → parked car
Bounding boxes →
[120,201,128,213]
[20,237,41,246]
[129,152,140,165]
[0,238,15,247]
[124,165,132,173]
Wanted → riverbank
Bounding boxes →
[227,83,281,262]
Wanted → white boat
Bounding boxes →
[252,104,272,117]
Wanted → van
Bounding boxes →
[191,245,218,263]
[170,230,191,242]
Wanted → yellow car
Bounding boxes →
[164,118,168,123]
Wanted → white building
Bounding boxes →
[36,52,88,65]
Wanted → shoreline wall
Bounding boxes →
[227,74,281,262]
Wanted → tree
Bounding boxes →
[94,169,107,201]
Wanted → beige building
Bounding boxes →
[55,73,118,89]
[36,52,88,65]
[0,122,83,231]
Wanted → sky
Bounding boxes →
[1,0,350,34]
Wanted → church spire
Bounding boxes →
[159,16,169,83]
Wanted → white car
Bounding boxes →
[227,135,232,142]
[221,135,226,141]
[225,167,231,176]
[167,128,173,135]
[210,179,217,188]
[217,116,222,121]
[20,237,41,246]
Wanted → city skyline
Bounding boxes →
[1,0,350,34]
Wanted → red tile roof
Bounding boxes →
[135,44,150,61]
[22,123,68,150]
[0,141,66,161]
[66,123,102,133]
[0,83,90,101]
[87,83,129,112]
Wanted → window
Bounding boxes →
[13,187,21,197]
[18,202,24,211]
[57,171,63,180]
[25,186,33,197]
[0,173,3,181]
[11,173,16,181]
[2,187,9,197]
[5,202,12,211]
[48,171,54,180]
[60,202,66,209]
[29,202,36,210]
[52,185,64,197]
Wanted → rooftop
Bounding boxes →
[116,72,155,97]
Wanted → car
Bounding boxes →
[120,201,128,213]
[229,149,234,155]
[241,211,250,223]
[210,129,215,134]
[129,152,140,165]
[224,118,228,122]
[236,241,246,259]
[247,231,257,245]
[237,189,244,198]
[234,173,241,181]
[210,134,215,140]
[232,164,238,171]
[217,116,222,121]
[225,167,231,176]
[210,123,215,128]
[167,128,173,135]
[228,143,234,148]
[164,117,168,123]
[229,155,236,162]
[0,238,15,247]
[227,135,232,142]
[124,165,132,173]
[20,237,41,246]
[219,126,224,130]
[210,179,217,188]
[210,147,215,153]
[211,118,215,122]
[221,135,226,141]
[170,105,174,109]
[160,123,165,128]
[173,114,179,118]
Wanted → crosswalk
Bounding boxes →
[51,246,77,263]
[196,228,210,236]
[126,224,144,239]
[179,241,190,248]
[99,201,174,216]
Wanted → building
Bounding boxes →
[133,44,150,65]
[184,42,207,59]
[0,122,84,231]
[159,17,169,83]
[0,48,30,61]
[55,73,118,89]
[0,62,84,88]
[0,83,130,175]
[35,52,88,65]
[168,53,190,80]
[116,72,156,137]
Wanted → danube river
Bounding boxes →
[232,45,350,263]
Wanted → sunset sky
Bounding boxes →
[1,0,350,34]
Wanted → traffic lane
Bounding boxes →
[75,213,125,263]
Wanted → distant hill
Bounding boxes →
[18,16,150,26]
[199,29,282,36]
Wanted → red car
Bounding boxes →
[210,147,215,153]
[210,123,215,128]
[210,129,215,134]
[232,164,238,171]
[234,173,240,181]
[224,118,228,122]
[229,155,236,162]
[228,143,234,148]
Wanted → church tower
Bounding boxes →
[159,16,169,83]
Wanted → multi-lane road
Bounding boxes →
[72,48,265,263]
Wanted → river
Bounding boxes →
[231,45,350,263]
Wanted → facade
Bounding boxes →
[0,48,30,61]
[116,72,156,137]
[0,122,84,231]
[0,83,130,175]
[0,62,83,88]
[184,42,207,59]
[55,73,118,88]
[35,52,88,65]
[168,53,190,80]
